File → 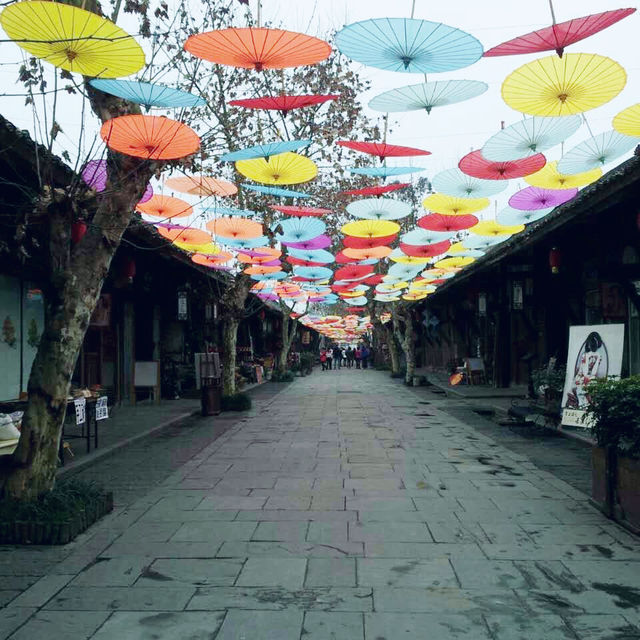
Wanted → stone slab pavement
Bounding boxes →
[1,370,640,639]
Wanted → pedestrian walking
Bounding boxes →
[333,345,342,369]
[346,347,353,368]
[354,346,362,369]
[361,344,370,369]
[320,350,327,371]
[326,348,333,371]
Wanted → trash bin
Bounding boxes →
[198,353,222,416]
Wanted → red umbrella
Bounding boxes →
[287,257,327,267]
[459,150,546,180]
[343,234,397,249]
[484,8,636,58]
[335,251,362,264]
[332,283,359,292]
[229,94,339,113]
[400,240,451,257]
[270,204,331,217]
[346,307,365,313]
[337,141,431,160]
[364,274,385,285]
[418,213,478,232]
[340,183,409,197]
[335,264,374,281]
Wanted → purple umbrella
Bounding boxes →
[281,234,332,250]
[260,259,282,267]
[82,159,153,202]
[238,248,273,258]
[508,186,578,211]
[257,293,279,301]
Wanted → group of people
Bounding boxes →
[320,344,370,370]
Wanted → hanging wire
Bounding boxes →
[548,0,557,25]
[410,0,416,19]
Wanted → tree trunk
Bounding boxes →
[276,314,296,374]
[222,315,239,396]
[385,324,400,375]
[392,307,417,385]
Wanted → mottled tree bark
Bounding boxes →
[385,323,401,375]
[220,276,251,396]
[393,306,417,385]
[276,313,297,374]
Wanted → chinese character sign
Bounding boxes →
[74,398,86,426]
[96,396,109,421]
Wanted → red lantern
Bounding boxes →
[121,257,136,282]
[71,220,87,245]
[549,247,561,274]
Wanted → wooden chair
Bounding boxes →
[465,357,487,385]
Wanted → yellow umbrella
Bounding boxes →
[423,194,489,216]
[435,256,475,269]
[420,268,447,279]
[165,176,237,197]
[0,1,145,77]
[470,221,524,236]
[341,219,400,238]
[502,53,626,117]
[173,241,221,255]
[236,152,317,185]
[390,254,431,265]
[378,282,409,291]
[524,161,602,190]
[403,292,429,301]
[410,280,437,290]
[613,103,640,138]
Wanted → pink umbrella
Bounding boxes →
[509,186,578,210]
[82,159,153,202]
[282,234,332,250]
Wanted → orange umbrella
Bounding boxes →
[244,265,281,275]
[237,248,282,263]
[192,252,233,266]
[206,217,263,239]
[184,27,331,71]
[157,226,211,244]
[165,175,237,197]
[100,115,200,160]
[136,195,193,219]
[343,246,392,260]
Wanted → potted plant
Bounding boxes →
[532,363,566,417]
[585,375,640,532]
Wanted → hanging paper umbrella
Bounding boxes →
[237,152,317,185]
[192,254,232,269]
[82,159,154,202]
[242,184,310,198]
[157,226,211,245]
[346,198,411,221]
[470,221,525,237]
[223,236,269,249]
[435,256,475,269]
[244,265,282,275]
[462,235,505,251]
[282,234,332,250]
[613,103,640,138]
[174,240,220,255]
[270,205,330,217]
[418,213,478,232]
[286,248,335,264]
[201,205,256,217]
[388,250,432,265]
[509,186,578,210]
[286,257,326,267]
[0,1,145,77]
[431,168,507,198]
[294,266,334,280]
[337,141,430,159]
[137,195,193,219]
[422,194,489,216]
[459,149,546,180]
[525,160,602,190]
[348,166,425,178]
[497,205,553,226]
[343,234,397,249]
[237,247,281,263]
[229,94,339,113]
[275,217,326,243]
[446,243,485,259]
[341,219,400,238]
[346,296,369,306]
[335,18,482,73]
[482,115,582,161]
[387,263,423,279]
[369,80,488,114]
[340,183,410,197]
[207,217,263,239]
[184,28,331,70]
[557,130,639,174]
[220,140,312,162]
[484,8,636,58]
[165,175,237,197]
[501,53,626,117]
[401,228,454,245]
[399,241,451,258]
[335,265,374,281]
[343,246,392,260]
[252,271,288,281]
[101,116,200,160]
[89,79,205,110]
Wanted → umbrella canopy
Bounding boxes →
[0,1,145,77]
[346,198,411,221]
[509,186,578,211]
[165,175,237,197]
[82,159,153,202]
[387,263,423,279]
[335,265,374,281]
[402,228,454,245]
[207,217,263,239]
[482,115,582,161]
[461,235,505,251]
[484,8,636,58]
[348,166,425,178]
[157,226,211,245]
[613,103,640,138]
[343,234,397,249]
[89,79,205,110]
[220,140,312,162]
[286,248,334,263]
[244,265,282,275]
[101,116,200,160]
[418,213,478,232]
[501,53,627,116]
[237,247,281,263]
[435,256,475,269]
[173,240,220,255]
[287,257,326,267]
[343,246,392,260]
[459,149,546,180]
[192,254,232,269]
[431,168,507,198]
[223,236,269,249]
[237,152,317,185]
[557,130,639,174]
[422,194,489,216]
[525,160,602,190]
[470,220,525,236]
[345,296,368,306]
[399,241,451,258]
[294,266,334,280]
[446,243,484,259]
[275,217,326,243]
[337,141,430,159]
[251,271,288,281]
[341,219,400,238]
[388,249,432,265]
[270,205,331,217]
[241,184,310,198]
[201,205,256,217]
[497,205,553,226]
[335,18,482,73]
[229,94,339,112]
[136,195,193,219]
[282,234,331,250]
[340,183,410,197]
[184,27,331,70]
[369,79,488,114]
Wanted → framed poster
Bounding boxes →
[561,324,625,428]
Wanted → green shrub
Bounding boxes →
[585,376,640,457]
[221,393,252,411]
[300,353,315,374]
[270,370,294,383]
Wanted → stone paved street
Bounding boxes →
[2,370,640,639]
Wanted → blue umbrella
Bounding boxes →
[202,205,258,217]
[220,140,312,162]
[242,184,311,198]
[387,263,423,279]
[286,248,335,263]
[224,236,269,249]
[369,79,487,114]
[401,228,455,245]
[348,166,425,178]
[251,271,288,281]
[431,168,507,199]
[462,235,505,251]
[557,130,639,174]
[275,217,326,243]
[345,296,368,306]
[346,197,412,220]
[294,266,334,280]
[89,79,205,110]
[497,205,552,226]
[335,18,483,74]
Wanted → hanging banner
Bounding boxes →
[96,396,109,421]
[561,324,625,428]
[74,398,86,426]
